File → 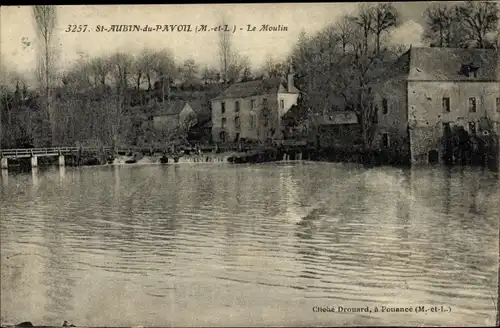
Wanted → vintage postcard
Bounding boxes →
[1,2,499,327]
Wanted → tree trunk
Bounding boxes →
[101,76,106,94]
[147,74,152,91]
[136,73,141,90]
[161,75,165,106]
[364,30,369,55]
[45,39,56,146]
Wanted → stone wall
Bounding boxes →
[409,126,442,164]
[407,80,499,164]
[211,93,280,143]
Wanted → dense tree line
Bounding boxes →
[423,1,499,49]
[1,2,498,150]
[0,47,248,148]
[0,10,255,149]
[287,3,402,149]
[285,1,498,148]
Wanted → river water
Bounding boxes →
[1,162,499,327]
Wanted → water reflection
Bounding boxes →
[31,168,39,190]
[1,170,8,187]
[0,164,498,327]
[58,167,66,186]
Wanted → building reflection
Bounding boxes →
[38,196,77,324]
[1,169,8,187]
[31,168,39,191]
[58,166,66,186]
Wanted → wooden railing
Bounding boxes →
[1,140,312,158]
[0,147,113,158]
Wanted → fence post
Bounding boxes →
[1,156,7,170]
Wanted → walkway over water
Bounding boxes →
[0,147,113,159]
[0,147,114,170]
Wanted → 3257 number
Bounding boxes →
[65,25,88,32]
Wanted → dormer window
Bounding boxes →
[459,63,479,78]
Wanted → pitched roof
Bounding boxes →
[212,77,299,100]
[188,99,211,123]
[407,47,498,81]
[153,99,187,116]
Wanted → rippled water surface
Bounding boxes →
[1,163,499,327]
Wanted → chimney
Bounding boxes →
[287,63,295,92]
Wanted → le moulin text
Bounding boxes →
[65,24,289,33]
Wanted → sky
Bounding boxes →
[0,3,437,81]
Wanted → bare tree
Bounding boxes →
[226,54,250,83]
[241,65,253,82]
[352,4,375,55]
[456,0,499,48]
[109,52,133,147]
[181,59,199,85]
[264,56,286,78]
[218,15,233,82]
[201,66,211,84]
[150,49,176,104]
[289,3,403,150]
[201,66,221,84]
[335,16,356,54]
[89,56,111,93]
[134,48,155,91]
[423,3,466,47]
[371,3,399,54]
[388,44,409,57]
[32,5,57,145]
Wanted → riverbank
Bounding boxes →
[2,144,497,172]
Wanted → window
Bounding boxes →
[235,101,240,112]
[381,133,390,147]
[262,98,268,108]
[280,99,284,110]
[221,117,226,128]
[442,97,450,113]
[468,97,476,113]
[234,116,240,129]
[372,105,378,124]
[221,102,226,114]
[382,98,388,114]
[250,115,255,128]
[469,121,476,135]
[219,131,226,142]
[496,97,500,113]
[250,99,255,110]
